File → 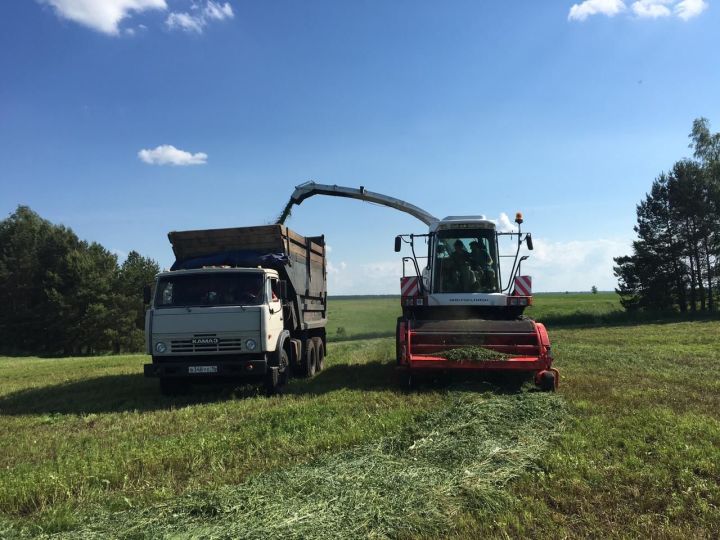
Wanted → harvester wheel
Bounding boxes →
[302,339,317,378]
[539,371,556,392]
[312,337,325,372]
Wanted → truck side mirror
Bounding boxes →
[278,280,288,300]
[394,236,402,252]
[143,285,152,304]
[526,234,534,251]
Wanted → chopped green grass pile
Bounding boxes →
[433,346,511,362]
[20,391,564,539]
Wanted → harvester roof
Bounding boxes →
[431,215,496,232]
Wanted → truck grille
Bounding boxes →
[171,336,243,353]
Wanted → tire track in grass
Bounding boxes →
[51,390,565,539]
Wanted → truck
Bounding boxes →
[143,224,328,395]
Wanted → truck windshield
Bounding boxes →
[433,229,500,293]
[154,273,265,308]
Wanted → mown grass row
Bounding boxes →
[32,391,564,539]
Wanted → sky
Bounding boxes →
[1,0,719,294]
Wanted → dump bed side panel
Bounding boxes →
[168,225,327,330]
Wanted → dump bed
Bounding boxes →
[168,225,326,330]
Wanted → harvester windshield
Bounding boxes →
[433,229,499,293]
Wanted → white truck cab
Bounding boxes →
[146,267,285,359]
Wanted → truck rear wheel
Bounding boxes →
[312,337,325,372]
[302,339,316,378]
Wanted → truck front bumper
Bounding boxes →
[144,357,268,378]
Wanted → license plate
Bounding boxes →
[188,365,218,374]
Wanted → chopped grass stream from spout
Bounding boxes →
[57,391,564,539]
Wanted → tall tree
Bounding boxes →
[616,118,720,314]
[0,206,159,355]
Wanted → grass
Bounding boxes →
[327,296,401,341]
[1,294,720,538]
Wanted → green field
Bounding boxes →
[1,293,719,538]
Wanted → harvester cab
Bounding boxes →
[395,213,534,314]
[278,181,558,391]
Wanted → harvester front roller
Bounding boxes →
[396,318,558,391]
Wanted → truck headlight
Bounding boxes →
[155,342,167,353]
[245,339,257,351]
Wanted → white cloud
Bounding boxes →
[568,0,627,21]
[675,0,709,19]
[166,1,233,33]
[631,0,673,17]
[204,1,233,20]
[166,11,204,32]
[40,0,166,35]
[326,259,402,295]
[138,144,208,166]
[496,213,517,233]
[569,0,709,20]
[523,237,631,292]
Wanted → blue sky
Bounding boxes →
[1,0,719,293]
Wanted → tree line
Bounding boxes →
[614,118,720,313]
[0,206,159,355]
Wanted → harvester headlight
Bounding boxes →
[245,339,257,351]
[155,341,167,353]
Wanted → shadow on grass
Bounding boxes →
[0,361,532,416]
[292,360,533,397]
[0,374,252,416]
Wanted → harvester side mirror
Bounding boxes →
[143,285,152,304]
[526,234,534,251]
[278,280,288,300]
[394,236,402,252]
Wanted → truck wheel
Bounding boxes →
[302,339,316,378]
[312,337,325,372]
[265,349,289,396]
[160,378,190,396]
